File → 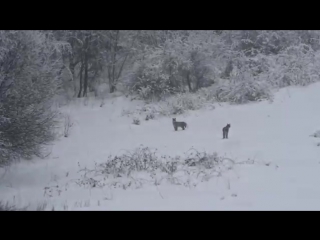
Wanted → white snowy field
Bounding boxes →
[1,82,320,210]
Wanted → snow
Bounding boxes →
[1,83,320,210]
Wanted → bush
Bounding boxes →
[130,58,183,101]
[148,113,155,119]
[164,92,207,115]
[0,201,29,211]
[123,88,216,119]
[269,44,320,88]
[0,31,63,166]
[213,43,320,104]
[63,114,74,137]
[311,130,320,138]
[186,50,215,91]
[0,201,17,211]
[0,200,50,211]
[145,113,155,121]
[130,49,216,102]
[132,117,140,125]
[76,146,236,189]
[124,33,320,117]
[214,71,273,104]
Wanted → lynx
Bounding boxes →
[222,124,231,139]
[172,118,187,131]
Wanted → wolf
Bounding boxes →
[172,118,187,131]
[222,124,231,139]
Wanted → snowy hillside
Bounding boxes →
[1,82,320,210]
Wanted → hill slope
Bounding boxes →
[1,83,320,210]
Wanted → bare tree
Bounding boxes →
[100,30,141,93]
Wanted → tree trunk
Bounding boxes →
[83,56,88,97]
[223,60,233,79]
[109,84,116,93]
[77,60,84,98]
[83,36,90,97]
[70,63,75,80]
[186,71,192,92]
[111,31,119,93]
[70,60,77,97]
[68,38,78,97]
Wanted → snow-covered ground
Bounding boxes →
[1,83,320,210]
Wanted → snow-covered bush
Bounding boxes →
[0,201,28,211]
[132,117,140,125]
[131,52,216,102]
[196,86,218,102]
[123,87,217,118]
[226,30,320,56]
[210,48,273,104]
[180,50,216,92]
[129,31,220,102]
[148,113,155,119]
[214,71,273,104]
[269,44,320,88]
[145,113,155,121]
[130,56,184,101]
[164,92,207,115]
[234,30,295,55]
[124,32,320,116]
[76,146,236,189]
[311,130,320,138]
[0,200,48,211]
[0,31,63,166]
[0,201,16,211]
[132,61,214,102]
[63,114,74,137]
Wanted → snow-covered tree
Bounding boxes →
[0,30,63,166]
[270,43,320,88]
[40,30,320,105]
[53,30,104,98]
[129,30,222,100]
[99,30,142,93]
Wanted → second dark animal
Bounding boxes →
[222,124,231,139]
[172,118,187,131]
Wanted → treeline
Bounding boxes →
[52,30,320,101]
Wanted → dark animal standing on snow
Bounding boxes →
[222,124,231,139]
[172,118,187,131]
